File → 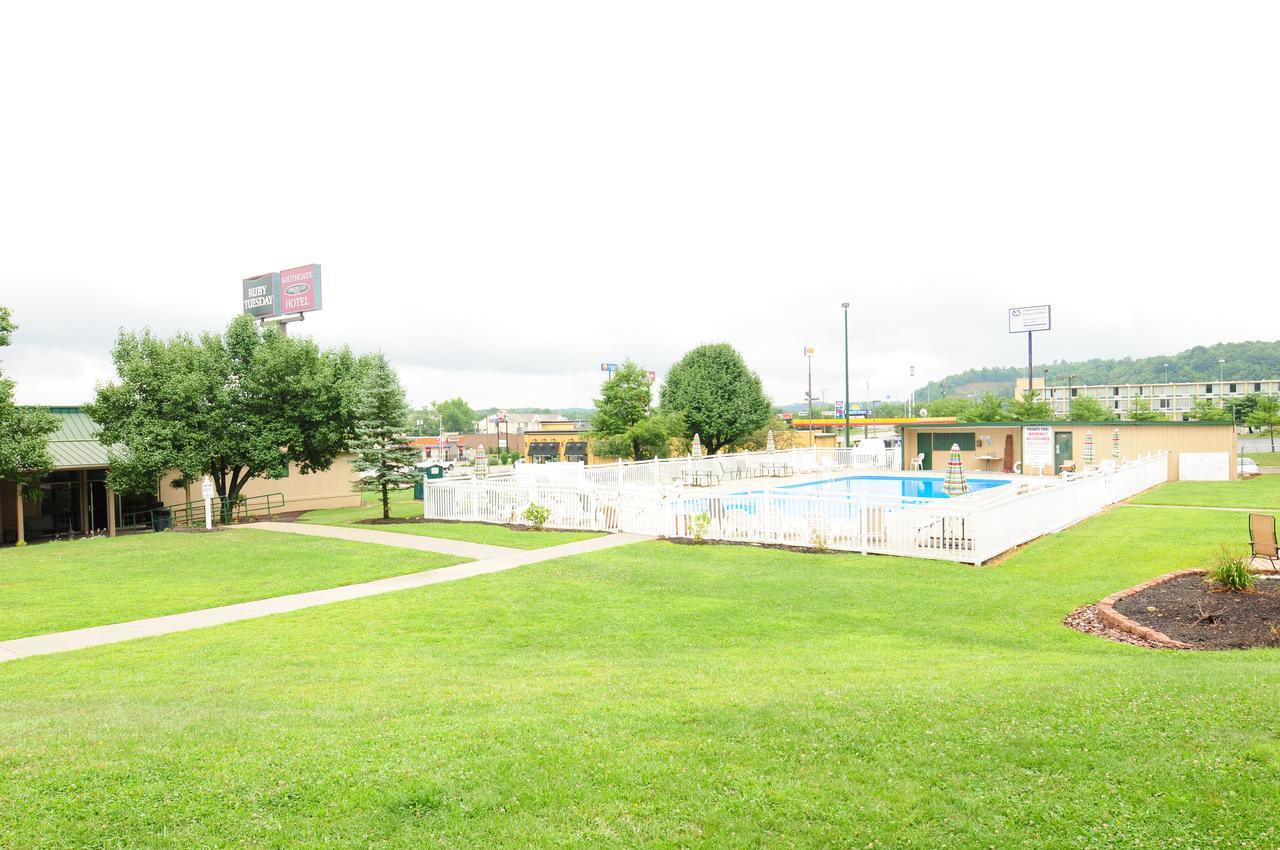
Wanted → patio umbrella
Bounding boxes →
[1083,430,1095,465]
[943,443,970,496]
[1112,427,1121,460]
[766,430,776,453]
[691,432,703,459]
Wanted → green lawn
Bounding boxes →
[1130,474,1280,509]
[1,504,1279,847]
[1245,451,1280,467]
[298,488,602,550]
[0,531,465,642]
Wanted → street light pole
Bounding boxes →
[842,303,851,448]
[1219,358,1226,409]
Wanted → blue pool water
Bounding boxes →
[780,474,1009,500]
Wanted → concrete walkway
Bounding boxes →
[0,532,652,664]
[238,521,518,559]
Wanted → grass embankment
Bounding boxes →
[0,492,1278,846]
[0,531,465,641]
[1130,473,1280,509]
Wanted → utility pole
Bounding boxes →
[842,303,851,447]
[804,347,815,426]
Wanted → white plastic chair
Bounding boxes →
[910,453,925,471]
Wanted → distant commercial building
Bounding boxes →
[475,412,568,435]
[1022,379,1280,419]
[523,420,595,464]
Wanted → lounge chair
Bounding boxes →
[1249,513,1280,568]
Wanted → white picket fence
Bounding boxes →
[423,452,1169,564]
[580,447,895,489]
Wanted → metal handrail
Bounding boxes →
[168,492,287,526]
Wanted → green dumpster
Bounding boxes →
[424,463,447,481]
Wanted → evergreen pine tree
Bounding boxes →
[350,355,420,520]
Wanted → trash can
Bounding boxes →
[423,463,447,481]
[152,507,174,533]
[413,475,425,501]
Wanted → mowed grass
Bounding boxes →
[1130,473,1280,508]
[298,488,602,550]
[1245,451,1280,467]
[0,531,465,641]
[1,503,1279,847]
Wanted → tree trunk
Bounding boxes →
[382,482,391,520]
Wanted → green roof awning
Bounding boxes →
[46,409,110,469]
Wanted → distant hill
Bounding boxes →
[916,340,1280,400]
[474,406,596,420]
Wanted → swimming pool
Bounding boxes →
[779,474,1009,500]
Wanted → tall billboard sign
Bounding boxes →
[1008,304,1052,400]
[242,264,323,319]
[242,272,281,319]
[280,264,322,313]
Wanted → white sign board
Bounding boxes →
[1179,452,1229,481]
[1009,305,1052,334]
[1022,425,1054,473]
[201,478,215,500]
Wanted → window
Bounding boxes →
[1159,399,1169,409]
[1114,400,1121,409]
[1229,383,1238,394]
[1071,388,1078,397]
[1255,383,1262,392]
[1205,384,1214,394]
[1112,387,1120,396]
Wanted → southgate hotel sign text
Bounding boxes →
[242,264,323,319]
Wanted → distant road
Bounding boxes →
[1239,437,1277,453]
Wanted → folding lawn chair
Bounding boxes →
[1249,513,1280,568]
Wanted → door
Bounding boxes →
[918,434,933,470]
[1054,431,1073,475]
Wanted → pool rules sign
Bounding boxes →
[242,264,323,319]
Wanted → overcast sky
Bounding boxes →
[3,2,1278,411]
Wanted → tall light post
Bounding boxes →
[1164,362,1170,384]
[803,346,816,428]
[1219,358,1226,409]
[842,303,851,447]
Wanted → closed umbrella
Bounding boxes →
[766,430,776,453]
[1083,430,1095,465]
[1112,427,1121,460]
[691,433,703,459]
[943,443,970,496]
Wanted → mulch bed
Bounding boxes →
[1114,575,1280,650]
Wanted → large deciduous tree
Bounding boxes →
[1068,396,1113,421]
[435,397,477,433]
[86,315,362,520]
[591,360,679,460]
[1246,395,1280,452]
[0,308,58,495]
[351,354,420,520]
[659,344,772,455]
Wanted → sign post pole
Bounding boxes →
[1009,305,1052,403]
[201,476,215,530]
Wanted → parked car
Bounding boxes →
[1238,457,1261,477]
[417,458,455,472]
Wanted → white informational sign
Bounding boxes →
[201,476,215,529]
[1022,426,1054,473]
[1008,305,1052,334]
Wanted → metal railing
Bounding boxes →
[168,492,287,527]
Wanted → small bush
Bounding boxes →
[691,512,711,543]
[1206,547,1255,592]
[522,503,550,530]
[810,526,829,552]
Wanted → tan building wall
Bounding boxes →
[158,455,362,514]
[902,422,1237,479]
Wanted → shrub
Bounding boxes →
[810,525,829,552]
[691,512,711,543]
[1206,547,1255,592]
[522,503,550,530]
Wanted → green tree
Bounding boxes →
[1246,395,1280,452]
[1068,396,1114,421]
[86,315,362,521]
[351,355,420,520]
[405,404,440,436]
[0,308,58,502]
[1009,390,1053,421]
[1188,398,1232,422]
[923,397,975,420]
[1127,399,1167,421]
[871,401,907,419]
[591,361,679,460]
[960,393,1009,422]
[436,397,477,433]
[659,344,772,455]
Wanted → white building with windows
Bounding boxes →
[1041,379,1280,419]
